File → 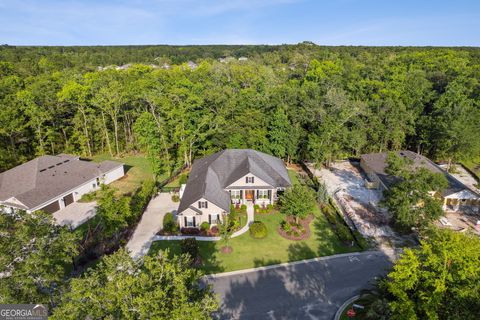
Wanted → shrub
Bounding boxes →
[171,194,180,202]
[336,223,354,243]
[266,204,274,210]
[253,204,260,210]
[249,221,268,239]
[163,212,178,234]
[353,230,369,250]
[80,191,97,202]
[200,222,210,233]
[210,226,219,235]
[322,205,338,225]
[180,238,199,260]
[180,227,200,235]
[281,220,292,233]
[240,204,247,212]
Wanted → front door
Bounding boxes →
[245,190,254,201]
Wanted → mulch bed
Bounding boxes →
[277,215,314,241]
[220,246,233,254]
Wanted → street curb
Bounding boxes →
[334,295,360,320]
[204,250,382,279]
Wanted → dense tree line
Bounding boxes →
[1,44,479,174]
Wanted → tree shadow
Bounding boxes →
[287,242,316,261]
[253,257,281,268]
[199,241,225,274]
[123,164,134,175]
[211,250,393,319]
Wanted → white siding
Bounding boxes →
[103,166,125,184]
[72,179,99,201]
[227,173,272,188]
[178,197,226,228]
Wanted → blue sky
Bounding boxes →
[0,0,479,46]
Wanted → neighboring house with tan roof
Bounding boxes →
[360,150,480,212]
[0,154,124,214]
[177,149,291,228]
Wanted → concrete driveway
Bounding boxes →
[126,192,178,259]
[206,251,392,320]
[53,201,97,229]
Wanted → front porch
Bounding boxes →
[229,188,276,206]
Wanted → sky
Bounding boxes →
[0,0,479,46]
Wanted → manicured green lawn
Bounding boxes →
[92,153,163,196]
[150,204,360,274]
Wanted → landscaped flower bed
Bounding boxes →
[278,215,314,240]
[254,203,276,214]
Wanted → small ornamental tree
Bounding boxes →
[279,185,315,223]
[218,214,234,253]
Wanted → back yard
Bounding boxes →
[92,153,160,196]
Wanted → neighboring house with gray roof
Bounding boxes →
[0,154,124,214]
[177,149,291,228]
[360,150,480,212]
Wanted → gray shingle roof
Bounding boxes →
[178,149,291,213]
[360,150,478,197]
[0,155,123,210]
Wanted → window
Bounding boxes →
[258,190,269,199]
[198,201,208,209]
[246,176,254,183]
[209,214,220,224]
[230,190,241,199]
[185,216,195,227]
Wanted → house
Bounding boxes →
[177,149,291,228]
[360,150,480,211]
[0,154,124,214]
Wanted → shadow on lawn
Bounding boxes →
[199,241,225,274]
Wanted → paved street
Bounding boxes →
[126,193,178,259]
[206,251,392,320]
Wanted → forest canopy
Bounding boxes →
[1,44,479,173]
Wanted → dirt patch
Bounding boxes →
[277,215,314,241]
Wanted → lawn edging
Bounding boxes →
[334,295,361,320]
[204,250,381,279]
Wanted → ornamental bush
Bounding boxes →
[249,221,268,239]
[163,212,178,234]
[171,194,180,202]
[200,222,210,233]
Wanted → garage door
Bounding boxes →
[40,200,60,214]
[63,193,74,206]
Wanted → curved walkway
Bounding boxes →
[152,204,254,242]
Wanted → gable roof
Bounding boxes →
[360,150,479,198]
[178,149,291,213]
[0,154,123,210]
